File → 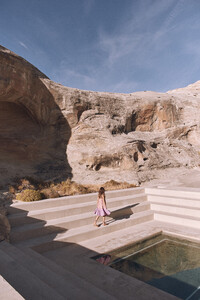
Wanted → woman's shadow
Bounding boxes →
[107,203,140,225]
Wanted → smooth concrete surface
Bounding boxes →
[0,241,113,300]
[0,275,24,300]
[1,186,200,299]
[0,245,65,300]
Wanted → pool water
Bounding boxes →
[93,234,200,300]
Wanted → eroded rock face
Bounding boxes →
[0,192,12,241]
[1,45,200,186]
[0,214,10,242]
[0,46,72,185]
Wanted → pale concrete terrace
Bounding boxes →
[0,185,200,299]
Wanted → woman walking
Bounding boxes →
[94,187,110,227]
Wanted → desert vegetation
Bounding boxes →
[16,189,43,202]
[9,178,137,202]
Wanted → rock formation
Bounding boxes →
[0,45,72,185]
[0,192,12,241]
[1,45,200,186]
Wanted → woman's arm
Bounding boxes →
[102,195,107,209]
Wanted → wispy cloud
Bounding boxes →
[54,63,96,90]
[154,0,185,41]
[50,0,190,93]
[98,31,144,65]
[54,1,184,93]
[107,80,139,94]
[18,41,28,49]
[98,0,185,67]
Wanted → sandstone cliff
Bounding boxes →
[1,45,200,186]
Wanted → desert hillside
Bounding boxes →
[1,45,200,186]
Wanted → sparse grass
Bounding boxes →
[11,177,137,201]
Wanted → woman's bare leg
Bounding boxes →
[103,216,107,225]
[94,216,99,226]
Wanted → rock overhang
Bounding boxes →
[0,46,72,185]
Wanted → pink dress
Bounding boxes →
[94,196,111,217]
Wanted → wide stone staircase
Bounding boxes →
[1,186,200,299]
[146,187,200,229]
[7,187,152,252]
[0,239,117,300]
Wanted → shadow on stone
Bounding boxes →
[108,203,139,224]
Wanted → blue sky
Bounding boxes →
[1,0,200,93]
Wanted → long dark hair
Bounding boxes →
[98,187,105,198]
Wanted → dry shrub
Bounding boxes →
[83,184,99,193]
[17,179,35,191]
[57,179,137,197]
[12,177,137,201]
[103,180,137,190]
[11,177,38,192]
[41,188,60,199]
[16,189,43,202]
[8,185,16,194]
[57,179,91,196]
[83,180,137,194]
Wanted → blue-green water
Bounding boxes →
[93,234,200,300]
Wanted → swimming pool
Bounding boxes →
[93,234,200,299]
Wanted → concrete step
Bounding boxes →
[10,202,150,243]
[66,221,161,256]
[0,274,25,300]
[8,193,147,227]
[154,211,200,229]
[150,202,200,218]
[0,241,112,300]
[18,246,115,300]
[14,210,154,253]
[0,242,65,300]
[146,187,200,200]
[147,194,200,208]
[8,187,144,214]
